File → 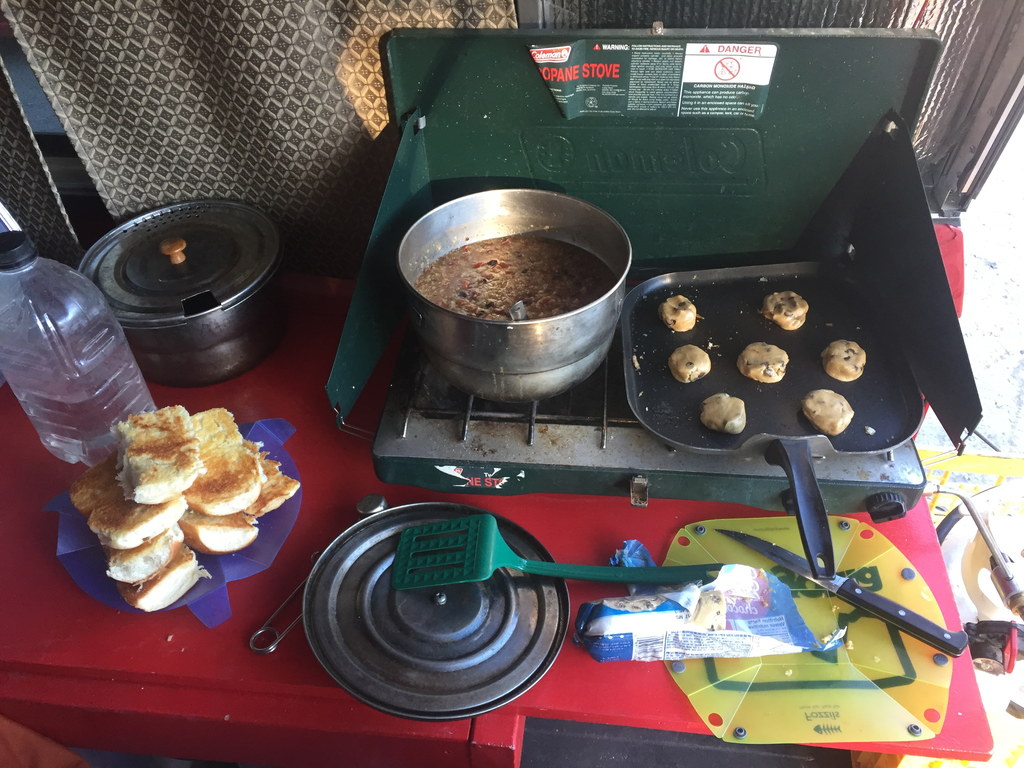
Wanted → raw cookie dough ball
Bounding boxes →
[659,295,698,332]
[699,393,747,434]
[737,342,789,383]
[821,340,867,382]
[801,389,854,435]
[668,345,711,383]
[761,291,809,330]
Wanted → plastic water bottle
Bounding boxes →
[0,231,155,465]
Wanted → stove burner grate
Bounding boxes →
[398,351,637,448]
[370,338,928,514]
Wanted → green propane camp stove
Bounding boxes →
[326,27,982,519]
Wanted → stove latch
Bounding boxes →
[630,475,649,507]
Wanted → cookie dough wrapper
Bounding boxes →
[573,563,845,662]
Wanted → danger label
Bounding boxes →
[683,42,778,86]
[677,42,778,118]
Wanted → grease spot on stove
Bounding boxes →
[467,436,499,457]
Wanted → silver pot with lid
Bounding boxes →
[79,199,284,387]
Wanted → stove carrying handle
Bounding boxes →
[765,438,836,580]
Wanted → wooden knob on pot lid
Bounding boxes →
[160,237,188,265]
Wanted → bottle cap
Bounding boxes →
[0,231,38,270]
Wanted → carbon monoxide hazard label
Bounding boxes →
[680,42,778,118]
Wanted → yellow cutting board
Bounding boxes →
[664,516,953,744]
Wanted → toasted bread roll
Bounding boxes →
[71,454,187,550]
[179,509,258,554]
[184,409,264,516]
[117,546,205,612]
[243,453,301,520]
[70,454,124,516]
[104,524,184,584]
[116,405,203,504]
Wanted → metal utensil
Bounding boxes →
[931,485,1024,619]
[508,300,528,321]
[249,550,322,654]
[390,513,721,590]
[716,527,968,656]
[250,495,395,654]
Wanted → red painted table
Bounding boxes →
[0,274,992,767]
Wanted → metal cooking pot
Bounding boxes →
[79,200,284,387]
[398,189,632,402]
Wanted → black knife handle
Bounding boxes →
[835,579,968,657]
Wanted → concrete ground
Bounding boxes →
[914,121,1024,457]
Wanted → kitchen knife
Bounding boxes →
[716,527,969,657]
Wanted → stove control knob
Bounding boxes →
[865,491,906,523]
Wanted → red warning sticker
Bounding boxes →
[683,42,777,86]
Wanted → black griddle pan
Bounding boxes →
[621,261,925,579]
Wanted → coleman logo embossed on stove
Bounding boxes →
[525,128,764,189]
[587,137,746,176]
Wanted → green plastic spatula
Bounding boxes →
[390,513,721,590]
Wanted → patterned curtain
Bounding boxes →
[0,1,517,276]
[0,48,80,265]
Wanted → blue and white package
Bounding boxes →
[574,562,845,662]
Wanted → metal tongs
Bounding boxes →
[248,551,318,654]
[249,494,390,654]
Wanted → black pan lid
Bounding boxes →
[79,199,280,327]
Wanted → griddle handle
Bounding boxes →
[765,439,836,580]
